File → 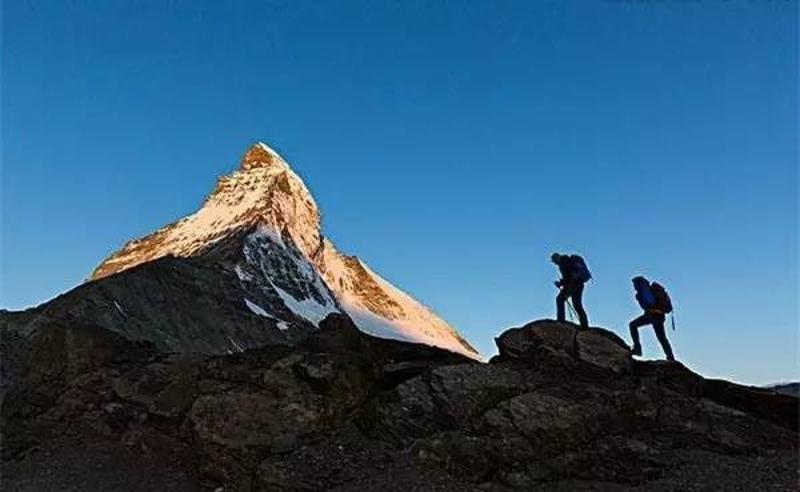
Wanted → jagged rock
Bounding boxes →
[575,328,632,373]
[494,320,632,373]
[2,317,797,491]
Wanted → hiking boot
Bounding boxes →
[631,345,642,356]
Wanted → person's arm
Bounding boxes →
[558,261,573,285]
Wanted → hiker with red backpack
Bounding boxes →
[629,276,675,362]
[551,253,591,329]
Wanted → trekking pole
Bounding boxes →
[671,313,676,331]
[567,299,578,322]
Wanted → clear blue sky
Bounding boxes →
[2,1,797,385]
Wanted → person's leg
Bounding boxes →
[570,282,589,329]
[653,316,675,361]
[556,287,568,322]
[629,313,651,355]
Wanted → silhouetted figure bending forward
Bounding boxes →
[629,276,675,362]
[551,253,591,329]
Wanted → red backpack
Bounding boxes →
[650,282,673,314]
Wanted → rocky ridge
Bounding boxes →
[2,318,796,491]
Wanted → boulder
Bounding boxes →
[575,328,632,373]
[494,320,632,373]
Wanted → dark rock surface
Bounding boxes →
[0,242,318,362]
[2,317,797,491]
[493,320,632,373]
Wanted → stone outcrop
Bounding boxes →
[494,319,633,373]
[2,317,797,491]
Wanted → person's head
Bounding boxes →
[632,276,649,289]
[550,253,563,264]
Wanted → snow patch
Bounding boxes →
[250,224,285,248]
[113,301,126,316]
[228,337,246,353]
[244,298,270,318]
[235,265,253,282]
[319,244,479,358]
[242,225,341,328]
[342,301,478,359]
[256,141,286,161]
[344,304,417,343]
[271,284,338,327]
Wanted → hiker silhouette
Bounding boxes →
[551,253,591,329]
[629,276,675,362]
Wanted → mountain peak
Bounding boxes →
[241,142,288,171]
[90,142,479,358]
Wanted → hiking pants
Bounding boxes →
[556,281,589,328]
[629,312,675,361]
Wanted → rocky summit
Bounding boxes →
[2,317,796,491]
[82,142,477,358]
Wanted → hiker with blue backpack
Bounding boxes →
[551,253,591,329]
[629,276,675,362]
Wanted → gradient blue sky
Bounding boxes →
[2,1,797,385]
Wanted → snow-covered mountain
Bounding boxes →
[91,142,477,358]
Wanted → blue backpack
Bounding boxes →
[570,255,592,283]
[635,282,657,310]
